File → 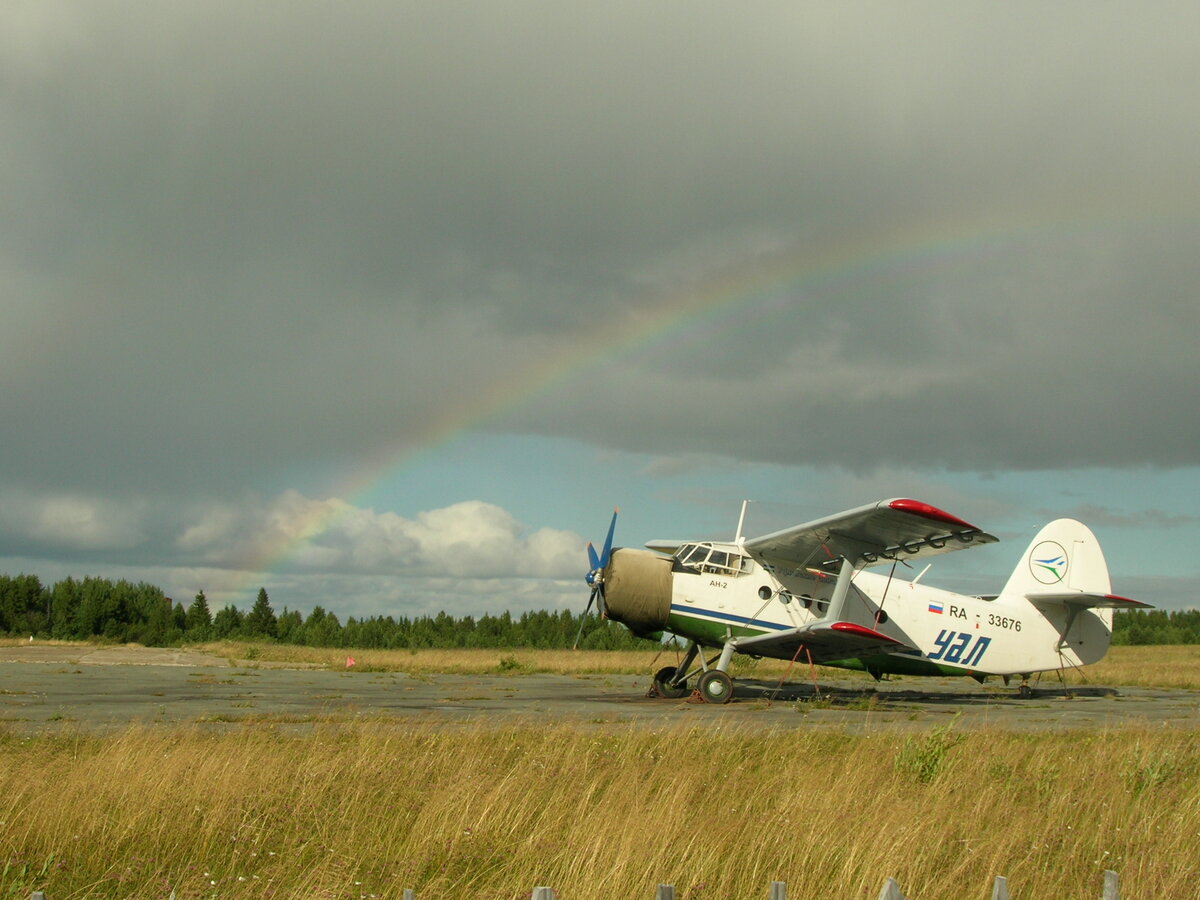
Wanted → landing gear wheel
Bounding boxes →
[652,666,690,699]
[1017,684,1034,699]
[697,670,734,704]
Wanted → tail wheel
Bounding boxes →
[652,665,690,699]
[697,670,734,704]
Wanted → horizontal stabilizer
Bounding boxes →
[731,620,909,664]
[1027,592,1151,610]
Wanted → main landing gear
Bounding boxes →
[651,665,691,699]
[1002,674,1036,698]
[650,641,736,705]
[696,670,734,703]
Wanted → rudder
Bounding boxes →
[998,519,1133,668]
[999,518,1113,600]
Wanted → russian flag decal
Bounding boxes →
[928,601,944,614]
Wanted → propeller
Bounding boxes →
[574,508,618,649]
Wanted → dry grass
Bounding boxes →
[1058,645,1200,690]
[4,641,1200,897]
[200,642,876,685]
[2,721,1199,899]
[199,641,839,681]
[203,642,688,676]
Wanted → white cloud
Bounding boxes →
[0,491,146,550]
[405,500,579,577]
[170,491,581,579]
[0,485,591,618]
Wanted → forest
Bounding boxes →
[0,572,1194,648]
[0,573,654,650]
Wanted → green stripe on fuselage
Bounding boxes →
[665,610,770,647]
[665,610,970,678]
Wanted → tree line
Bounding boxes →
[2,572,1195,648]
[1110,609,1200,646]
[0,573,655,650]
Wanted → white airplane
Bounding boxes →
[582,499,1148,703]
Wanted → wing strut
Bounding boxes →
[824,557,856,622]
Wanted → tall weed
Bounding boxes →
[893,716,962,783]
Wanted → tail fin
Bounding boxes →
[999,518,1112,600]
[1000,518,1125,664]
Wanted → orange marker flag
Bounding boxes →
[346,656,356,668]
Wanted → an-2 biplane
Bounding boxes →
[580,499,1148,703]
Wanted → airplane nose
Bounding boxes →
[602,548,673,636]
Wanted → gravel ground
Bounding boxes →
[1,645,1196,734]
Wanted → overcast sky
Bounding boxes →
[3,2,1198,621]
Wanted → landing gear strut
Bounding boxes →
[650,642,700,699]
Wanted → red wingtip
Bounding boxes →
[830,621,903,644]
[888,498,981,532]
[1106,594,1152,609]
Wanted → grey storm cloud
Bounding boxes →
[3,0,1199,501]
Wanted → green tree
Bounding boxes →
[276,607,303,643]
[0,574,48,635]
[132,583,176,646]
[50,577,81,639]
[212,604,244,639]
[185,590,212,639]
[302,605,342,646]
[244,587,278,638]
[73,577,109,637]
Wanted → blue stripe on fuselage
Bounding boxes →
[669,603,789,633]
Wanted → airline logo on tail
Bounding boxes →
[1029,540,1068,584]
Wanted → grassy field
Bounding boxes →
[2,720,1198,899]
[1055,644,1200,690]
[2,642,1200,897]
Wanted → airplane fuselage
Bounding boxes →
[589,501,1142,702]
[642,545,1112,678]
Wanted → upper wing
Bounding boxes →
[645,540,684,556]
[743,498,997,575]
[733,619,910,663]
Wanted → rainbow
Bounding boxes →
[224,208,1162,602]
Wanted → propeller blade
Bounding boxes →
[573,586,600,650]
[598,507,619,569]
[578,507,618,648]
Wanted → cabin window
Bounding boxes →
[675,543,751,577]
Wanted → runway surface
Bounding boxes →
[1,645,1196,733]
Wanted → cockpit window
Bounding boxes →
[675,543,750,576]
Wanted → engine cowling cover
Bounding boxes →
[603,548,672,636]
